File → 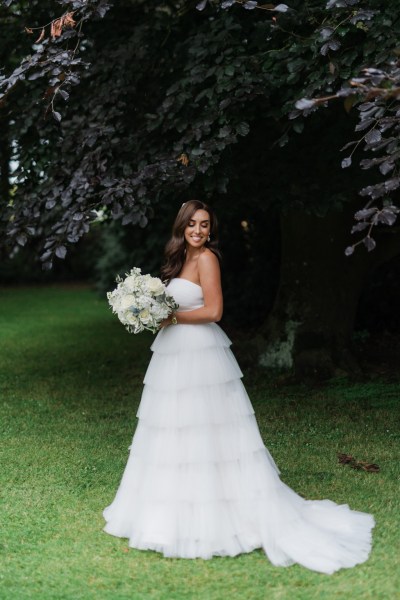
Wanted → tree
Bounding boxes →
[1,0,400,376]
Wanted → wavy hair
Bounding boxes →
[160,200,221,283]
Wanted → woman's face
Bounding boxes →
[184,209,211,250]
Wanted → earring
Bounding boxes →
[207,234,211,242]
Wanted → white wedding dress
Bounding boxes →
[103,278,375,574]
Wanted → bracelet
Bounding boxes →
[171,313,178,325]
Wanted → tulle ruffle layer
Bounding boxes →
[137,379,254,427]
[150,322,232,354]
[103,320,375,574]
[144,323,243,392]
[144,344,242,391]
[103,443,374,572]
[128,415,280,468]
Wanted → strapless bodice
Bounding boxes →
[150,277,232,355]
[166,278,204,312]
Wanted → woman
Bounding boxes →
[103,200,375,574]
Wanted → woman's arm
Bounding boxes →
[161,252,223,327]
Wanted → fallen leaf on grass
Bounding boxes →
[352,460,380,473]
[338,453,354,465]
[338,452,380,473]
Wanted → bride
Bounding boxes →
[103,199,375,574]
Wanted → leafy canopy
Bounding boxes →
[1,0,399,265]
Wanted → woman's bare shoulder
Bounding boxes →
[198,249,220,278]
[198,248,218,265]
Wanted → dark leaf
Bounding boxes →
[351,222,369,234]
[377,209,398,226]
[359,184,386,200]
[273,3,289,11]
[320,27,334,40]
[55,245,67,259]
[364,236,376,252]
[28,71,45,81]
[59,89,70,101]
[17,233,27,246]
[243,1,258,9]
[67,235,80,243]
[295,98,315,110]
[380,161,395,176]
[355,118,376,132]
[218,126,232,138]
[122,214,133,225]
[236,121,250,136]
[385,178,400,192]
[341,157,352,168]
[341,141,358,152]
[196,0,208,10]
[364,129,382,145]
[350,10,375,24]
[46,199,57,210]
[326,0,341,7]
[320,39,341,56]
[358,102,376,112]
[219,98,231,110]
[40,250,53,262]
[355,208,377,220]
[94,2,112,18]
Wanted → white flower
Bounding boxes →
[146,277,165,296]
[119,294,137,311]
[124,312,139,326]
[139,308,151,324]
[124,275,138,292]
[107,267,179,334]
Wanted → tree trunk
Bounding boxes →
[258,202,400,379]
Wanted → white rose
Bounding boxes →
[124,275,138,292]
[152,304,168,320]
[139,308,151,324]
[146,277,165,296]
[119,294,137,311]
[124,312,138,326]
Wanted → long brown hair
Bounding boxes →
[160,200,221,283]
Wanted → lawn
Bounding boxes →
[1,285,399,600]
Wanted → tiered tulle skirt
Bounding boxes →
[103,322,375,574]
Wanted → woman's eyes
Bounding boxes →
[188,222,209,227]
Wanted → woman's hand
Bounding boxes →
[159,316,171,329]
[159,313,176,329]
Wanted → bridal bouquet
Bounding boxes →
[107,267,178,334]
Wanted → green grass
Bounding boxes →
[0,285,399,600]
